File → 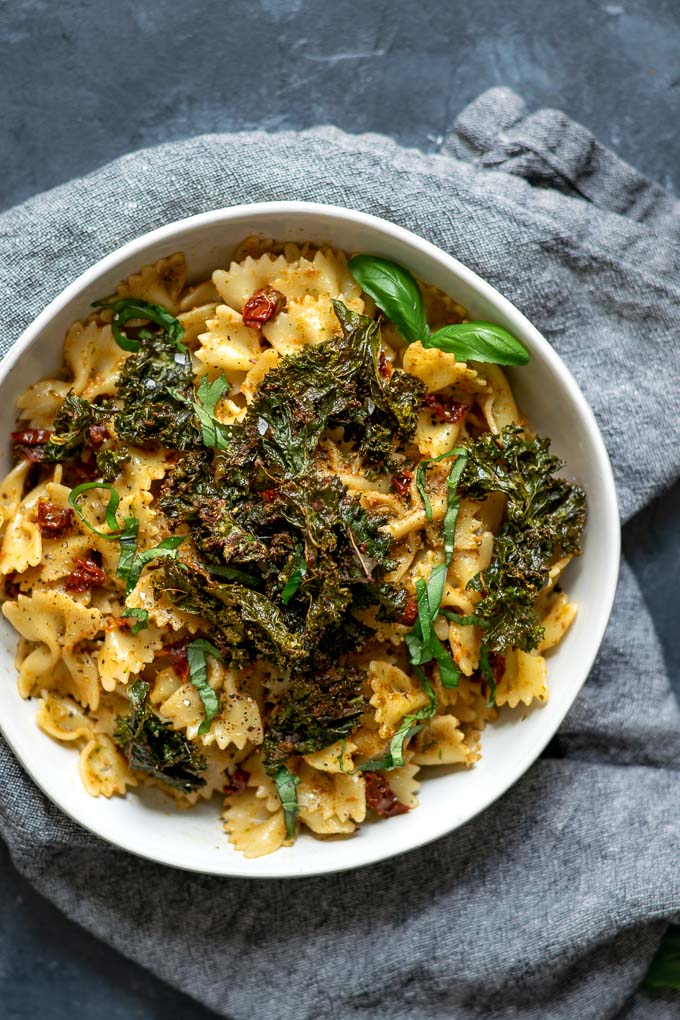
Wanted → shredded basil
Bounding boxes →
[440,611,487,627]
[415,446,465,526]
[442,451,468,567]
[121,607,149,635]
[68,482,124,539]
[168,373,230,450]
[206,563,260,586]
[479,643,497,706]
[273,765,301,840]
[186,639,222,735]
[120,534,186,597]
[92,297,186,353]
[281,558,308,605]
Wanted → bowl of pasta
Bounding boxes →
[0,202,619,877]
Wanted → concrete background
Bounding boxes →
[1,1,678,1017]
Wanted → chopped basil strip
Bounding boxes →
[92,297,186,353]
[442,451,468,567]
[68,482,123,539]
[206,563,260,586]
[186,639,223,735]
[168,373,230,450]
[415,446,466,524]
[440,611,487,627]
[479,643,497,706]
[121,607,149,635]
[120,534,186,597]
[281,558,308,605]
[273,765,301,840]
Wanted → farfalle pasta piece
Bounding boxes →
[477,363,522,432]
[302,738,357,775]
[413,714,476,766]
[0,461,31,538]
[107,252,186,315]
[402,342,487,394]
[16,378,71,427]
[79,733,137,798]
[494,649,548,708]
[222,753,286,858]
[538,592,577,653]
[196,304,262,375]
[262,294,342,355]
[96,622,164,692]
[296,763,366,835]
[63,320,127,400]
[387,754,421,809]
[36,691,94,743]
[369,661,431,739]
[3,590,102,707]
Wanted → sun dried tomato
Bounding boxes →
[424,393,470,423]
[11,428,52,462]
[391,471,412,498]
[261,488,277,503]
[37,501,74,538]
[364,772,410,818]
[4,572,20,599]
[223,767,250,796]
[87,423,108,449]
[401,599,418,626]
[65,556,106,592]
[162,637,191,680]
[242,287,287,329]
[378,350,392,378]
[67,452,99,483]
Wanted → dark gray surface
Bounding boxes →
[0,1,678,1018]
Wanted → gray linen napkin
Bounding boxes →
[1,88,678,1019]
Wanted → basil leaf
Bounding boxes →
[281,558,307,606]
[273,765,301,840]
[92,297,186,354]
[443,451,468,566]
[348,254,428,343]
[416,446,466,523]
[121,607,149,635]
[186,639,222,735]
[168,373,231,450]
[69,482,122,539]
[425,322,530,366]
[115,517,141,588]
[479,643,497,706]
[415,578,432,645]
[121,534,186,596]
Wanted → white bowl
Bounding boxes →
[0,202,620,878]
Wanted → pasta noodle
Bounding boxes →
[0,241,585,858]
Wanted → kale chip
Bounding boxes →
[115,332,199,449]
[113,679,206,793]
[459,425,587,653]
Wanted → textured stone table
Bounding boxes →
[1,1,678,1017]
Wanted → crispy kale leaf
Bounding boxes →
[216,300,424,480]
[459,425,587,653]
[261,667,365,771]
[40,392,110,462]
[113,679,206,793]
[115,332,198,449]
[95,446,131,482]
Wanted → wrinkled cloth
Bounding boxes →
[1,88,678,1020]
